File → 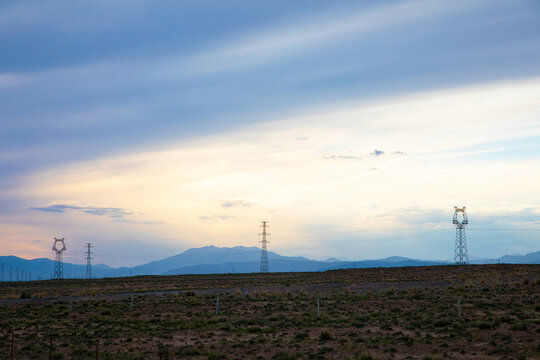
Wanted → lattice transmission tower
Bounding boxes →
[259,221,270,273]
[453,207,469,265]
[52,237,67,280]
[85,243,93,279]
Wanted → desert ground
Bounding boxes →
[0,264,539,359]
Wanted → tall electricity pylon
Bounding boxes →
[259,221,270,273]
[85,243,93,279]
[52,237,67,280]
[453,207,469,265]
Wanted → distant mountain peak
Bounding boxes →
[183,245,257,252]
[380,256,412,262]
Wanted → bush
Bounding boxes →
[357,355,373,360]
[510,323,528,331]
[477,321,492,330]
[319,331,333,342]
[207,352,227,360]
[272,351,298,360]
[433,319,450,328]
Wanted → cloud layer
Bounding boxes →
[30,204,131,218]
[1,0,540,265]
[9,77,540,264]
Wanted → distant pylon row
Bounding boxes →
[0,264,34,281]
[48,208,467,281]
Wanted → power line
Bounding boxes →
[468,228,540,231]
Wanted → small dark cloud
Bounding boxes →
[199,215,234,221]
[221,200,252,208]
[296,136,309,141]
[325,149,407,161]
[82,207,131,218]
[31,204,131,218]
[369,167,378,172]
[30,205,66,213]
[323,154,361,160]
[29,203,162,225]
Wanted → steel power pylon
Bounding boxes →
[85,243,93,279]
[52,237,67,280]
[259,221,270,273]
[453,207,469,265]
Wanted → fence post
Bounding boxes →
[216,296,219,315]
[96,342,99,360]
[70,297,73,311]
[317,297,320,317]
[457,296,462,321]
[49,338,53,360]
[130,294,134,310]
[10,332,14,360]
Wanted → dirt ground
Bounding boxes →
[0,264,538,359]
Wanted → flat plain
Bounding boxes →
[0,264,539,359]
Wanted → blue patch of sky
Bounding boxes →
[1,0,540,183]
[425,136,540,162]
[0,0,329,71]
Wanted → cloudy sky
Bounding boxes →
[1,0,540,266]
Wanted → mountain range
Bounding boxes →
[1,246,539,281]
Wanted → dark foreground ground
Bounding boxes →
[0,264,538,359]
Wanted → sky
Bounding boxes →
[1,0,540,267]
